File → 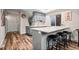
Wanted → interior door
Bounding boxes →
[56,14,61,26]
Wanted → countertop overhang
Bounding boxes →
[31,26,70,33]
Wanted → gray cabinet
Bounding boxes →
[26,26,30,34]
[31,30,47,50]
[29,11,46,26]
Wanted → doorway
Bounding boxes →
[50,14,61,26]
[50,16,56,26]
[5,13,20,33]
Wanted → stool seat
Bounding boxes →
[63,31,72,46]
[47,34,60,50]
[57,32,68,49]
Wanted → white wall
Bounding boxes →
[5,10,30,34]
[48,10,79,42]
[20,17,29,34]
[61,10,79,42]
[0,10,2,26]
[61,10,79,31]
[45,15,51,26]
[0,10,5,48]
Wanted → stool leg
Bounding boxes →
[56,44,58,50]
[57,42,60,50]
[52,40,54,50]
[62,40,67,49]
[47,41,49,50]
[69,34,71,45]
[66,39,68,48]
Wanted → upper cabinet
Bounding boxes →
[29,11,46,26]
[32,11,46,21]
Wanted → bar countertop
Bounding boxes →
[31,26,70,33]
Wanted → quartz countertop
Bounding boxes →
[31,26,70,33]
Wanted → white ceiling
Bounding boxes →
[38,9,56,13]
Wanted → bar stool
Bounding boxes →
[47,34,60,50]
[63,31,72,45]
[57,32,68,49]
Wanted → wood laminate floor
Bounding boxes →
[1,32,32,50]
[1,32,79,50]
[65,42,79,50]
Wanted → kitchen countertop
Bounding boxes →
[26,26,50,28]
[31,26,70,33]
